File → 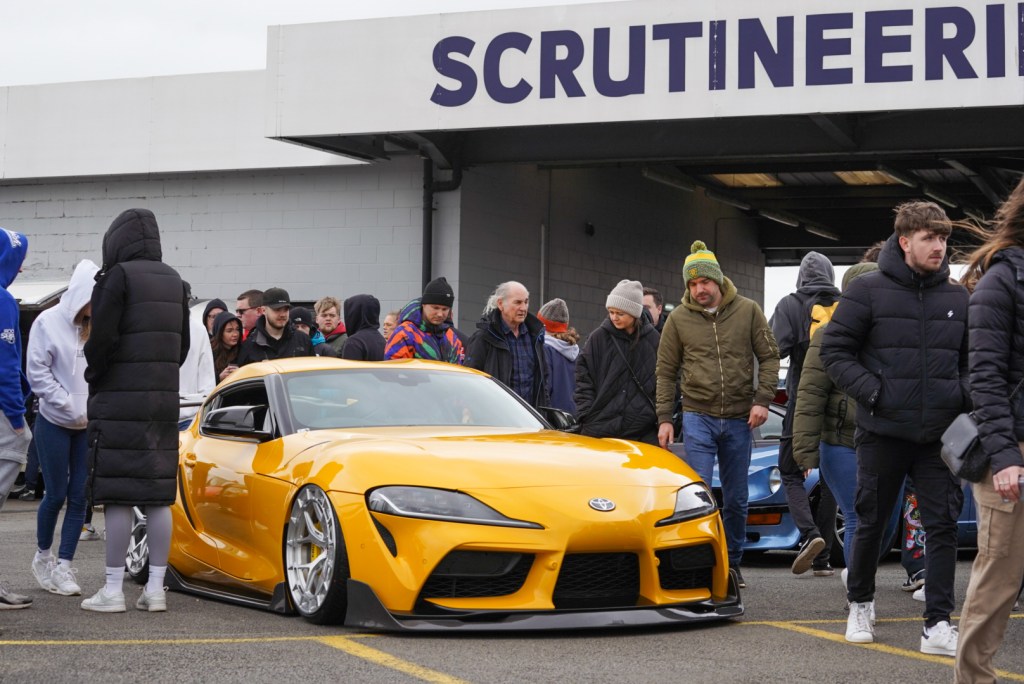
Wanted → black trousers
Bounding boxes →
[847,431,964,624]
[779,408,836,564]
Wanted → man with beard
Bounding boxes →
[235,287,312,365]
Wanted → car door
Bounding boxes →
[185,379,276,582]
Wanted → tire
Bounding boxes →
[125,506,150,585]
[284,485,350,625]
[828,508,902,568]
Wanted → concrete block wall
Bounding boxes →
[457,164,764,339]
[0,156,429,318]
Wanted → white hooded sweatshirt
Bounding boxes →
[27,259,99,430]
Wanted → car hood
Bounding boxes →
[284,427,698,492]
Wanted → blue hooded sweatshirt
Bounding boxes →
[0,229,30,429]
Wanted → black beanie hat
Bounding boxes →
[421,276,454,307]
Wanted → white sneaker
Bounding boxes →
[30,556,55,592]
[913,585,925,602]
[846,601,874,643]
[79,525,102,541]
[0,580,32,609]
[841,567,848,590]
[80,587,126,613]
[49,564,81,596]
[921,620,959,656]
[136,588,167,612]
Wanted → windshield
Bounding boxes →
[284,368,545,430]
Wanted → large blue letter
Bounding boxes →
[865,10,913,83]
[430,36,477,107]
[593,25,646,97]
[484,32,534,104]
[738,16,794,88]
[806,13,853,86]
[986,4,1005,77]
[925,7,978,80]
[652,22,703,92]
[709,20,727,90]
[540,30,586,98]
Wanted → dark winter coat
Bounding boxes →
[968,247,1024,475]
[821,233,969,443]
[85,209,190,506]
[341,294,385,362]
[770,251,841,403]
[235,316,312,365]
[466,309,550,409]
[575,318,660,444]
[542,336,579,416]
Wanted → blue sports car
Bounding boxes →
[670,402,977,566]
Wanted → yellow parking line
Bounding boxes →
[747,620,1024,682]
[316,636,471,684]
[0,635,374,647]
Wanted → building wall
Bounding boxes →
[0,157,431,317]
[456,164,764,338]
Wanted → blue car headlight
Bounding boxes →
[655,482,718,527]
[368,486,542,529]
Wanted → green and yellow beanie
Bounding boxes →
[683,240,724,286]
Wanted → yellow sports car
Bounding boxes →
[136,357,741,631]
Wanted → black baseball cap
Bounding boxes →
[263,287,291,310]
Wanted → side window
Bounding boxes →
[204,381,274,434]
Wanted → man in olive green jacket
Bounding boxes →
[656,241,780,586]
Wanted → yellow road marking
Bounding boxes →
[0,635,374,647]
[745,619,1024,682]
[317,636,472,684]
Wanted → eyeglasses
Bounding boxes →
[236,307,251,315]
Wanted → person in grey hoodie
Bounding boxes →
[537,298,579,416]
[26,259,100,598]
[770,251,841,576]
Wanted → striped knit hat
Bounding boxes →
[683,240,724,286]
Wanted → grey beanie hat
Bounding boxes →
[606,279,644,319]
[538,298,569,324]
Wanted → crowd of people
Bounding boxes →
[1,178,1024,679]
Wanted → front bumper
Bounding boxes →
[344,570,743,632]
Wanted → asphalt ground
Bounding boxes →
[2,497,1022,683]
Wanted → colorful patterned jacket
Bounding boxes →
[384,299,465,364]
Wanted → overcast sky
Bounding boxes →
[0,0,618,87]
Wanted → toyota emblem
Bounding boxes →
[588,498,616,512]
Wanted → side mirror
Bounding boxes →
[200,405,274,443]
[539,406,581,433]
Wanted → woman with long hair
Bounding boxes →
[210,311,242,384]
[574,280,660,445]
[955,177,1024,682]
[26,259,99,596]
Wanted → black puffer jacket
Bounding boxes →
[85,209,190,506]
[236,316,312,365]
[969,247,1024,475]
[821,233,969,442]
[575,318,660,444]
[341,294,385,362]
[466,310,550,409]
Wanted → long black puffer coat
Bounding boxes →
[85,209,190,506]
[969,247,1024,475]
[821,233,969,443]
[574,317,660,445]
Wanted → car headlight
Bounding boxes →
[368,486,543,529]
[655,482,717,527]
[768,466,782,494]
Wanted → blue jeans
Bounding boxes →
[682,412,751,566]
[34,414,89,561]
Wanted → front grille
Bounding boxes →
[657,544,716,591]
[420,551,533,599]
[552,553,639,609]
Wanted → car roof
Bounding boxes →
[10,280,68,311]
[227,356,487,381]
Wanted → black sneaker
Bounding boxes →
[17,489,39,501]
[812,563,835,577]
[734,567,746,589]
[791,534,826,575]
[901,569,926,592]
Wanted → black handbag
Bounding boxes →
[941,378,1024,482]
